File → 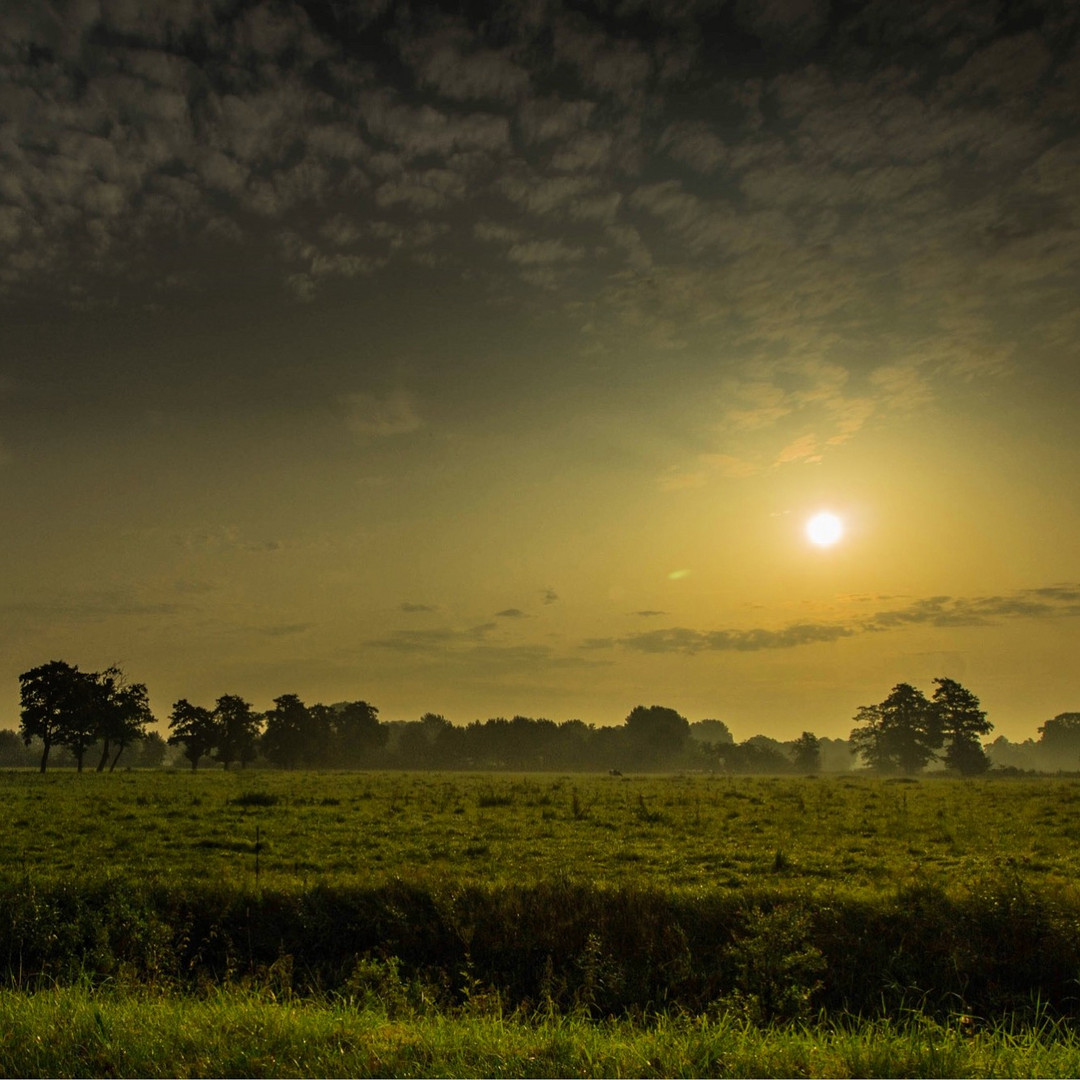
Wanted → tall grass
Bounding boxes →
[3,986,1080,1078]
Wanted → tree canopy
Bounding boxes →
[167,699,218,771]
[19,660,152,773]
[850,682,943,774]
[933,677,993,776]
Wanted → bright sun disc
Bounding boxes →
[806,511,844,547]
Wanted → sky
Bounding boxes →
[2,0,1079,742]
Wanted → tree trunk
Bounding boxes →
[109,744,125,772]
[39,740,50,774]
[97,739,111,772]
[75,750,84,773]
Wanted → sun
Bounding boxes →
[806,511,844,547]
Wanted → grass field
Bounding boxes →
[4,769,1080,890]
[4,769,1080,1076]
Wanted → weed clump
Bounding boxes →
[227,792,280,808]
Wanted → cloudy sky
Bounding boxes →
[2,0,1078,740]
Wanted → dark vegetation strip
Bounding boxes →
[2,876,1077,1022]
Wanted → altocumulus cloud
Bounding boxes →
[587,585,1080,655]
[617,623,854,655]
[1,0,1077,480]
[340,390,422,440]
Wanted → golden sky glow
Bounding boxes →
[1,0,1079,741]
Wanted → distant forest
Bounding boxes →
[5,659,1079,775]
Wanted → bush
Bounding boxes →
[1,876,1079,1021]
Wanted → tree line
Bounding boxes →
[11,658,1078,775]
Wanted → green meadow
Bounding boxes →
[4,769,1080,1076]
[6,769,1079,890]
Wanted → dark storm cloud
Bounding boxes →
[495,608,529,619]
[586,583,1080,655]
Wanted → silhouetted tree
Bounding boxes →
[716,736,793,774]
[396,712,452,768]
[262,693,311,768]
[791,731,822,773]
[333,700,386,766]
[136,730,168,768]
[850,683,942,774]
[57,672,104,772]
[624,705,690,768]
[1036,713,1080,769]
[396,720,433,767]
[689,719,734,745]
[305,703,337,766]
[213,695,261,769]
[932,677,992,776]
[19,660,101,773]
[555,719,595,769]
[94,666,153,771]
[168,699,219,770]
[818,737,856,772]
[423,713,470,767]
[0,729,36,767]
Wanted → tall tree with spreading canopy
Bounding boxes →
[333,700,386,767]
[213,694,261,769]
[19,660,85,773]
[791,731,822,773]
[850,683,943,774]
[94,666,153,772]
[933,677,993,776]
[1036,713,1080,768]
[305,703,337,767]
[168,699,219,771]
[624,705,691,768]
[261,694,312,768]
[54,668,104,772]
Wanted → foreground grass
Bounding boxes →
[3,987,1080,1079]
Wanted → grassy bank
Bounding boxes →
[3,986,1080,1078]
